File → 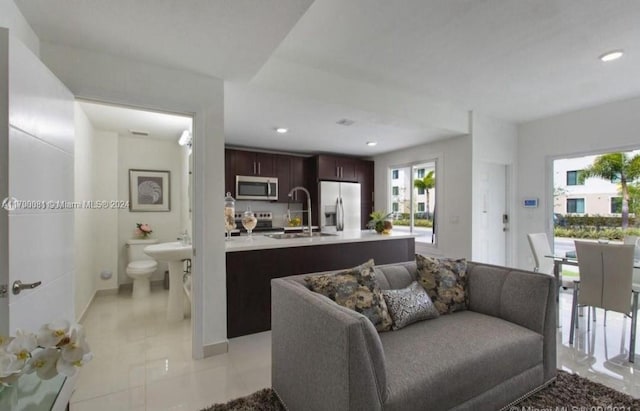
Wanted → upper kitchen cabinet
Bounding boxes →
[233,149,276,177]
[225,149,236,196]
[316,155,357,182]
[356,160,374,204]
[276,154,307,203]
[356,160,375,228]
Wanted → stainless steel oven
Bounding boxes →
[236,176,278,201]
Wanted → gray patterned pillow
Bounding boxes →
[382,281,439,330]
[305,259,393,332]
[415,254,468,315]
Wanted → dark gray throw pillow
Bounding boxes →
[382,281,439,330]
[305,259,393,332]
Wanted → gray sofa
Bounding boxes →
[271,260,557,411]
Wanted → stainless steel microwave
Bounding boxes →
[236,176,278,201]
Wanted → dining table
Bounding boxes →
[545,251,640,328]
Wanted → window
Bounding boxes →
[566,198,585,213]
[611,197,623,213]
[566,170,583,186]
[388,161,437,245]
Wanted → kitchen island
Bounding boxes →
[226,230,416,337]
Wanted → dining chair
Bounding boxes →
[527,233,554,275]
[527,232,576,288]
[623,235,640,286]
[569,241,639,362]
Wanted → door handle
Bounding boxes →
[253,162,256,175]
[258,162,261,175]
[13,280,42,295]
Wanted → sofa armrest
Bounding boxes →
[467,263,557,382]
[271,278,386,411]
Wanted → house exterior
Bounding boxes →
[553,152,640,216]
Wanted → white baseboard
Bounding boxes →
[77,291,97,324]
[203,340,228,357]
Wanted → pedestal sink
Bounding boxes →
[144,242,192,322]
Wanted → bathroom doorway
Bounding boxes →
[72,100,196,398]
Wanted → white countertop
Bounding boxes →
[225,230,417,252]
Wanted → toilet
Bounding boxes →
[126,238,159,298]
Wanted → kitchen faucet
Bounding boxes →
[288,186,313,237]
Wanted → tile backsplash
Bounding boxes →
[235,201,303,227]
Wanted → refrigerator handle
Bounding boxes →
[336,197,344,231]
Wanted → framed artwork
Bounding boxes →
[129,169,171,212]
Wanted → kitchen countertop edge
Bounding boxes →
[225,230,418,252]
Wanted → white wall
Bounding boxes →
[40,42,226,358]
[516,96,640,270]
[92,131,119,291]
[374,135,473,259]
[470,112,518,266]
[118,136,183,285]
[180,146,192,237]
[6,33,74,334]
[74,103,96,319]
[0,0,39,56]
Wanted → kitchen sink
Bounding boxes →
[297,232,338,237]
[265,232,338,239]
[265,233,301,240]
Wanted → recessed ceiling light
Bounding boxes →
[276,128,288,134]
[366,141,378,147]
[599,50,624,62]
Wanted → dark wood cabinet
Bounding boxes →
[357,160,375,228]
[232,149,276,177]
[225,149,236,196]
[317,155,357,182]
[226,238,415,338]
[289,156,306,202]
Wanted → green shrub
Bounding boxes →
[392,219,433,228]
[554,227,640,240]
[563,214,637,228]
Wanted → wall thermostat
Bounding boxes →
[522,198,539,208]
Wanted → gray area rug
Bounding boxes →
[201,371,640,410]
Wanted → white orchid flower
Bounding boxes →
[0,351,22,378]
[25,348,60,380]
[36,320,70,348]
[0,335,11,349]
[60,325,91,365]
[6,329,36,368]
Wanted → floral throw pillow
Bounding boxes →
[382,281,439,330]
[415,254,468,315]
[305,259,393,332]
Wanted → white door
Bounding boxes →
[478,162,508,266]
[0,30,75,334]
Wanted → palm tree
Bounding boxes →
[579,152,640,229]
[413,171,435,220]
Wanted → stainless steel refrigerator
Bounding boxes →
[319,181,361,231]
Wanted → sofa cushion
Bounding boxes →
[382,281,439,330]
[379,310,543,411]
[305,259,393,332]
[415,254,468,314]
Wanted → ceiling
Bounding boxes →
[16,0,640,155]
[78,101,192,141]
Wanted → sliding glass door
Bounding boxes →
[389,161,436,244]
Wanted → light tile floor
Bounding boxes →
[72,287,640,410]
[557,290,640,398]
[70,290,271,411]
